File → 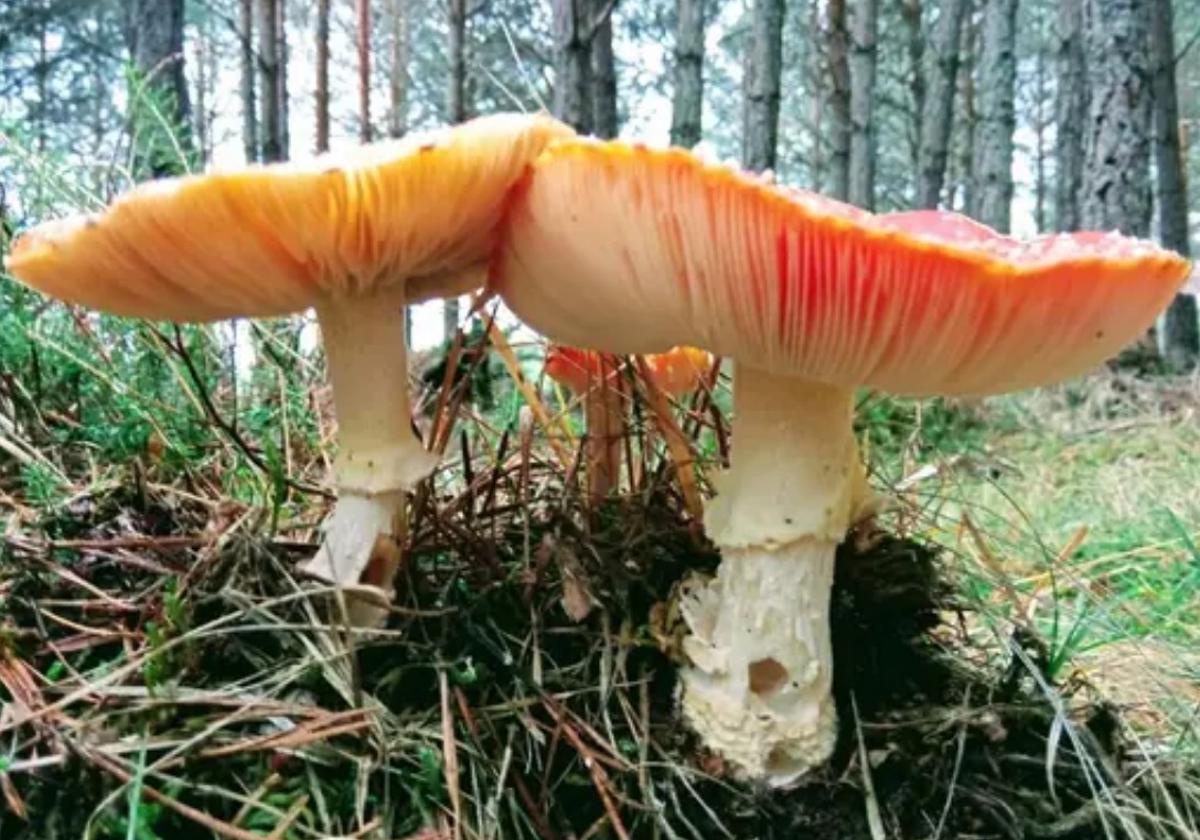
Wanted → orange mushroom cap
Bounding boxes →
[5,113,574,322]
[643,345,713,396]
[493,140,1190,396]
[545,343,711,397]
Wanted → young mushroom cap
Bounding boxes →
[543,345,616,395]
[491,138,1190,785]
[6,113,575,624]
[544,344,711,397]
[643,345,713,396]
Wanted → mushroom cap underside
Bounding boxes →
[5,112,574,322]
[492,140,1190,397]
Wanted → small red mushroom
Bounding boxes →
[544,345,712,508]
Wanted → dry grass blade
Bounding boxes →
[636,357,704,522]
[486,321,575,468]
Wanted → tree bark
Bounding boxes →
[591,0,619,139]
[316,0,330,152]
[916,0,969,208]
[970,0,1016,232]
[1080,0,1151,236]
[847,0,878,209]
[240,0,258,163]
[1032,24,1049,232]
[553,0,593,133]
[448,0,467,123]
[742,0,785,173]
[389,0,410,138]
[825,0,850,198]
[1054,0,1086,231]
[276,0,289,159]
[257,0,283,162]
[1150,0,1197,369]
[444,0,470,337]
[124,0,193,178]
[805,0,825,188]
[35,4,48,158]
[957,8,979,214]
[900,0,924,173]
[193,16,211,165]
[671,0,705,148]
[358,0,372,142]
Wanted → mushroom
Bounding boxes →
[489,139,1190,784]
[641,345,712,396]
[544,344,711,508]
[4,113,574,624]
[544,345,626,504]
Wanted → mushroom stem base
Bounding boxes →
[306,490,406,627]
[680,538,837,787]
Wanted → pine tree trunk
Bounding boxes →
[591,0,619,139]
[742,0,785,173]
[240,0,258,163]
[1032,27,1048,232]
[258,0,283,162]
[916,0,968,208]
[1054,0,1086,231]
[358,0,372,142]
[553,0,593,133]
[389,0,410,138]
[444,0,469,337]
[35,5,48,158]
[958,9,979,214]
[1082,0,1154,357]
[671,0,705,148]
[1150,0,1197,369]
[900,0,924,173]
[316,0,330,152]
[448,0,467,123]
[124,0,194,178]
[847,0,878,209]
[806,0,825,188]
[1080,0,1151,236]
[193,18,210,165]
[970,0,1016,232]
[826,0,850,198]
[276,0,289,159]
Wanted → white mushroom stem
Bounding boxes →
[302,286,438,624]
[680,363,866,786]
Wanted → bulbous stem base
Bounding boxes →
[680,539,837,786]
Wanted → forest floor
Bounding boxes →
[1,360,1199,840]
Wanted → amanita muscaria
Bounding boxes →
[4,113,574,624]
[544,344,711,506]
[490,139,1191,784]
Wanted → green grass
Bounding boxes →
[867,378,1200,745]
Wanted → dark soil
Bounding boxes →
[0,479,1193,840]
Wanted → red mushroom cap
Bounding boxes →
[493,141,1190,396]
